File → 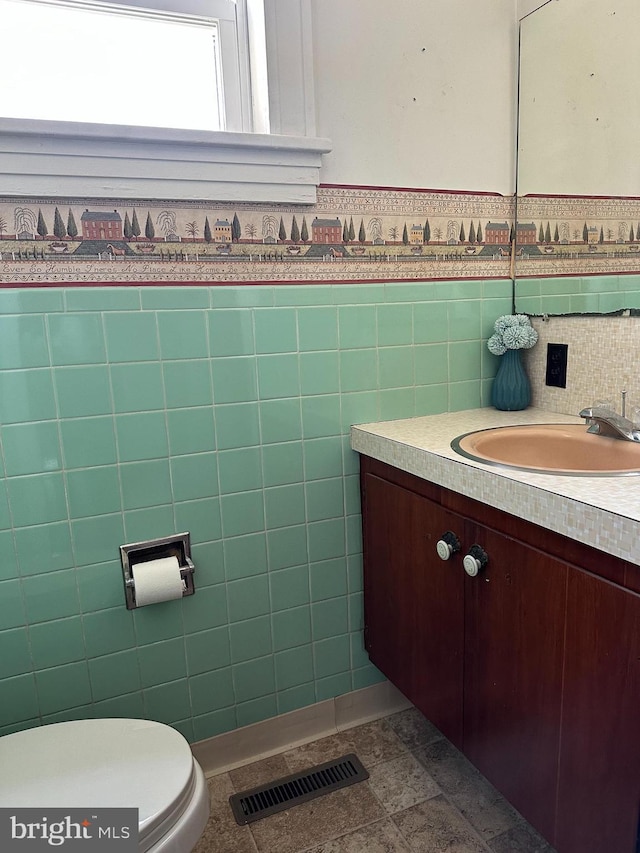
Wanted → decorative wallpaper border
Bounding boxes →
[516,195,640,278]
[0,186,513,287]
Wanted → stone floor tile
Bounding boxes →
[249,780,386,853]
[488,821,557,853]
[385,707,446,751]
[302,818,412,853]
[283,719,406,774]
[229,754,291,793]
[194,774,257,853]
[367,753,441,814]
[392,795,491,853]
[415,740,521,840]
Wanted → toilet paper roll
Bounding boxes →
[132,556,185,607]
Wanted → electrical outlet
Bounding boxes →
[545,343,568,388]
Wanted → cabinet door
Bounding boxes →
[555,570,640,853]
[362,473,464,747]
[463,523,567,842]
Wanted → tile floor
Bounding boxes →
[193,707,557,853]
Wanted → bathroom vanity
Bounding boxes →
[351,409,640,853]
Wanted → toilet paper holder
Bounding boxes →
[120,532,195,610]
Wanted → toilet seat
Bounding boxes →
[0,718,210,852]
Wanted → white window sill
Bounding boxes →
[0,117,332,205]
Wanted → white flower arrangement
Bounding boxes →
[487,314,538,356]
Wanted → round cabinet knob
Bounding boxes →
[463,544,489,577]
[436,531,461,561]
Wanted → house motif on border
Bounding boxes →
[311,217,342,244]
[214,219,232,243]
[516,222,537,245]
[485,222,510,244]
[81,210,122,241]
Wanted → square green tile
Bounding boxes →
[297,307,338,351]
[8,473,67,527]
[0,369,57,424]
[254,308,297,353]
[313,634,350,679]
[111,363,165,412]
[340,391,378,433]
[92,692,145,719]
[190,541,225,587]
[35,661,92,715]
[229,615,272,663]
[120,460,172,509]
[264,484,306,529]
[66,288,141,312]
[137,638,187,688]
[217,448,262,494]
[265,509,309,564]
[340,349,377,392]
[232,656,275,702]
[303,436,343,480]
[299,351,340,396]
[88,649,141,701]
[181,583,227,634]
[377,304,413,346]
[277,683,316,716]
[338,306,376,349]
[214,403,260,450]
[185,626,231,675]
[378,346,414,388]
[135,599,186,644]
[48,313,106,365]
[60,416,117,468]
[226,575,270,622]
[163,360,213,408]
[189,668,234,716]
[211,357,257,404]
[143,679,190,724]
[257,354,300,399]
[449,380,482,411]
[208,309,255,356]
[310,558,348,601]
[259,399,302,444]
[167,407,216,455]
[312,598,349,640]
[272,605,311,651]
[268,564,310,610]
[379,388,415,421]
[157,311,208,359]
[223,533,267,581]
[76,560,124,612]
[55,366,112,418]
[174,497,221,544]
[0,579,26,630]
[449,341,483,382]
[305,478,344,522]
[83,606,136,657]
[141,288,209,310]
[71,513,125,566]
[220,491,264,538]
[447,300,482,341]
[14,522,74,576]
[415,383,448,415]
[262,442,304,486]
[316,672,351,702]
[29,616,85,668]
[116,412,168,462]
[0,674,39,727]
[0,627,32,679]
[0,315,49,369]
[0,530,17,578]
[301,395,342,439]
[307,518,346,563]
[170,452,218,502]
[415,344,448,385]
[0,288,64,314]
[2,421,61,476]
[211,286,274,309]
[104,312,159,362]
[274,285,333,307]
[413,302,449,344]
[124,505,175,545]
[236,695,278,729]
[275,645,313,690]
[66,466,121,519]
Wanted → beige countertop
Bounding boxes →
[351,407,640,567]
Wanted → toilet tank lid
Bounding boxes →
[0,718,196,840]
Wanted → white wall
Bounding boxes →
[311,0,518,195]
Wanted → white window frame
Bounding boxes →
[0,0,331,203]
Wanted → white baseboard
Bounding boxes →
[191,680,412,777]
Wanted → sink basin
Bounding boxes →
[451,423,640,475]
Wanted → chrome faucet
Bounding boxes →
[579,405,640,442]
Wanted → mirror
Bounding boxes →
[514,0,640,315]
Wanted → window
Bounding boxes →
[0,0,330,202]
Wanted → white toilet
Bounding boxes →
[0,718,210,853]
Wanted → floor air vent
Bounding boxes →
[229,753,369,825]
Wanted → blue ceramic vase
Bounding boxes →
[491,348,531,411]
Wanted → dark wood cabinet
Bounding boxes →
[360,455,640,853]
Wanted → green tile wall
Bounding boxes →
[515,273,640,315]
[0,279,511,741]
